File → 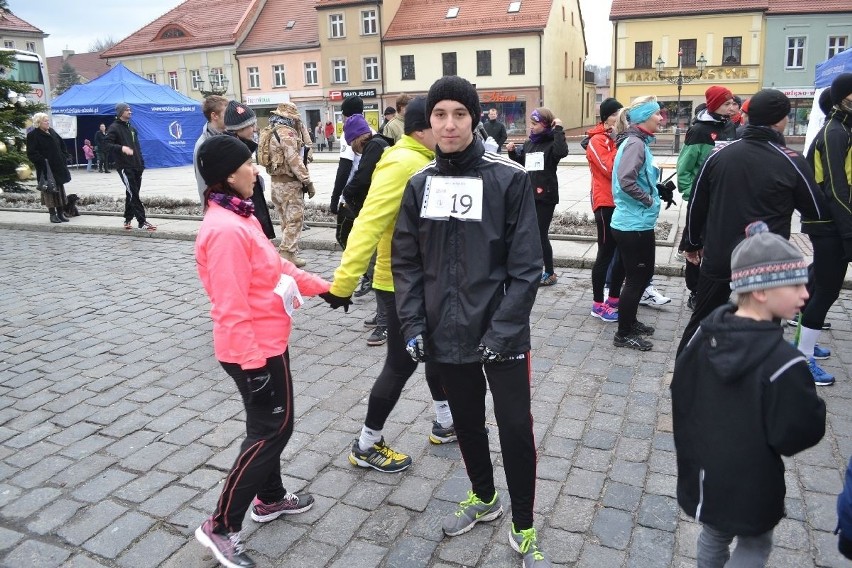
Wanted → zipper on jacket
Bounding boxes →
[695,468,706,522]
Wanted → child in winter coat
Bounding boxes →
[82,139,95,172]
[672,221,826,567]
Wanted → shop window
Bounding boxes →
[722,36,741,65]
[635,41,652,69]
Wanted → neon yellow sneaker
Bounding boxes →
[442,490,503,536]
[348,437,411,473]
[509,523,551,568]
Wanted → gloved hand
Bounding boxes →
[319,291,352,312]
[339,201,358,220]
[477,344,506,364]
[406,335,428,362]
[244,367,272,404]
[656,181,677,210]
[303,182,316,199]
[329,198,339,214]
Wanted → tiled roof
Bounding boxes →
[766,0,850,13]
[384,0,552,41]
[47,52,111,87]
[315,0,377,8]
[237,0,319,54]
[0,9,44,34]
[101,0,260,58]
[610,0,768,20]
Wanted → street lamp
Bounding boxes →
[656,50,707,153]
[200,72,229,97]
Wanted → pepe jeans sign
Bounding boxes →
[342,89,377,98]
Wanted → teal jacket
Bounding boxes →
[611,126,661,232]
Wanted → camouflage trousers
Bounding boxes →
[270,179,304,255]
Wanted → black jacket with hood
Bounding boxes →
[683,125,826,280]
[392,137,543,364]
[508,126,568,205]
[104,117,144,171]
[672,305,826,536]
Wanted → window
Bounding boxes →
[635,41,652,69]
[786,36,806,69]
[190,69,202,90]
[329,14,345,38]
[304,62,318,85]
[210,67,225,87]
[25,41,36,52]
[160,27,186,39]
[401,55,415,80]
[508,1,521,12]
[272,64,286,87]
[146,73,157,83]
[364,57,379,81]
[3,41,13,49]
[722,36,742,65]
[828,36,848,59]
[332,59,348,83]
[247,67,260,89]
[679,39,697,66]
[477,50,491,76]
[168,71,178,90]
[509,48,525,75]
[362,10,377,35]
[286,20,295,30]
[446,7,459,18]
[442,52,457,76]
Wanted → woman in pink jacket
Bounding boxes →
[192,135,345,568]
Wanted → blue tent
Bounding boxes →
[815,48,852,88]
[50,63,206,168]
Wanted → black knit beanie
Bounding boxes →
[746,89,791,126]
[197,135,252,187]
[819,88,835,115]
[404,96,430,134]
[830,73,852,106]
[599,98,623,123]
[426,76,481,130]
[341,96,364,117]
[223,100,256,131]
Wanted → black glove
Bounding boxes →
[406,335,428,362]
[244,367,272,404]
[656,181,677,210]
[339,201,358,220]
[477,344,506,364]
[319,291,352,312]
[329,198,339,215]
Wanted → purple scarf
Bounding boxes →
[208,193,255,217]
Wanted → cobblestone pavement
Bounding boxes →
[0,229,850,568]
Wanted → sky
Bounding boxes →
[8,0,613,66]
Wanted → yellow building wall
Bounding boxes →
[318,6,382,89]
[541,0,590,130]
[613,13,763,106]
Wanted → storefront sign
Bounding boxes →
[481,91,517,103]
[343,88,377,98]
[624,67,752,82]
[245,92,291,105]
[329,90,342,101]
[778,87,815,98]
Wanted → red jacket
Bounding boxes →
[585,123,617,211]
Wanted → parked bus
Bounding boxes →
[1,49,49,105]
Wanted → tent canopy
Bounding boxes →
[815,48,852,89]
[50,63,206,168]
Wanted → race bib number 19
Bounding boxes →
[421,176,483,221]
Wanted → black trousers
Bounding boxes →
[676,274,733,355]
[365,290,444,429]
[612,228,655,335]
[684,260,700,293]
[117,168,147,226]
[535,201,556,274]
[215,352,294,532]
[802,235,848,330]
[592,207,625,302]
[431,355,536,531]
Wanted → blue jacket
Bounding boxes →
[611,126,660,232]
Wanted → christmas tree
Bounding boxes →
[0,5,47,191]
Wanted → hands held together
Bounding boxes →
[319,291,352,312]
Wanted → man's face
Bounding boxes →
[488,109,498,120]
[120,107,132,121]
[430,100,474,153]
[716,99,736,116]
[210,104,227,130]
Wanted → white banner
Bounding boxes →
[51,114,78,139]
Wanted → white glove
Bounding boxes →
[484,137,499,153]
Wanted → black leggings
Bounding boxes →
[216,352,294,532]
[802,235,848,330]
[535,201,556,274]
[431,354,536,531]
[364,290,445,430]
[592,207,625,302]
[611,229,655,335]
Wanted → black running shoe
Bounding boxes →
[613,333,653,351]
[630,321,655,336]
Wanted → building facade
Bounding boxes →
[0,8,50,100]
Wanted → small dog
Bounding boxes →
[64,193,81,217]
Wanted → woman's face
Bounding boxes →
[642,110,664,134]
[38,117,50,131]
[227,159,258,199]
[530,117,547,135]
[234,124,256,140]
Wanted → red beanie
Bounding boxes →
[741,98,750,114]
[705,86,734,113]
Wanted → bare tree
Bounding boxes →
[89,36,117,53]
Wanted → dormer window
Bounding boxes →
[158,25,188,40]
[286,20,295,29]
[508,1,521,12]
[446,7,459,18]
